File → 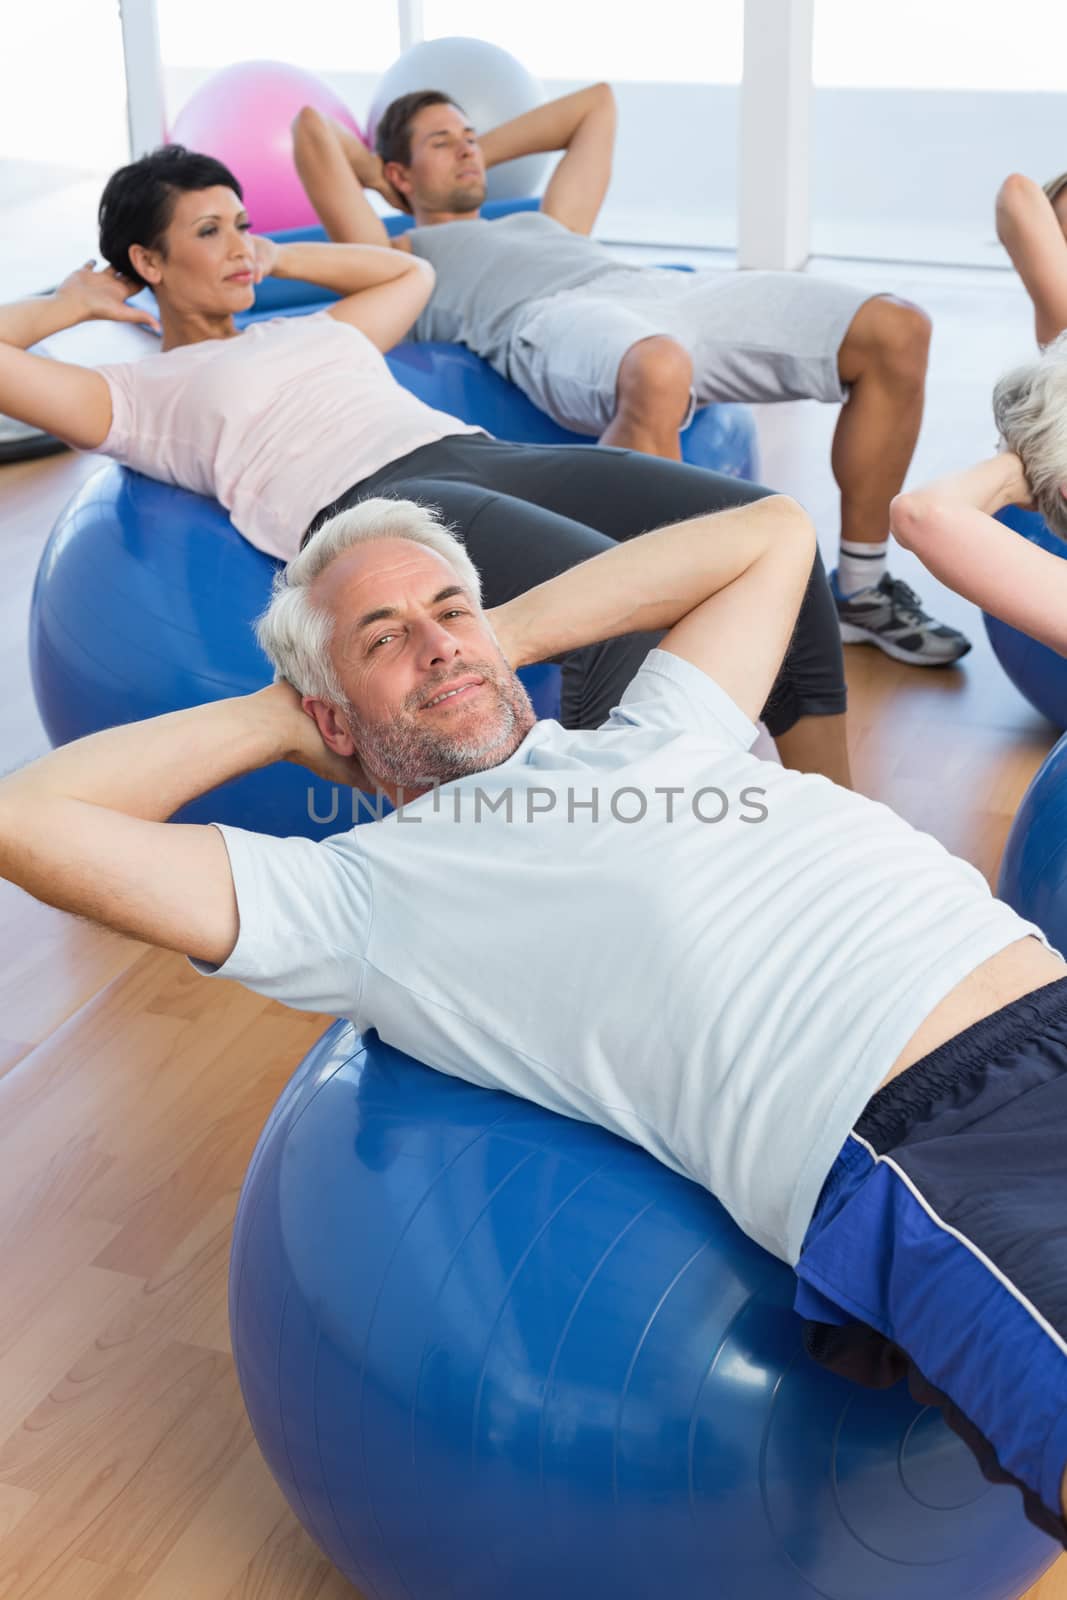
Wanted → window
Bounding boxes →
[0,0,126,170]
[420,3,743,247]
[422,1,743,83]
[812,0,1067,263]
[158,0,400,127]
[815,0,1067,91]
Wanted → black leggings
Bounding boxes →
[307,434,846,735]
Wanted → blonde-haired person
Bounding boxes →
[890,339,1067,651]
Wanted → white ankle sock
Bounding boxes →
[837,538,888,596]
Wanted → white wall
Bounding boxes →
[812,87,1067,266]
[0,0,127,171]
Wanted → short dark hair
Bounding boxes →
[374,90,466,167]
[98,144,243,288]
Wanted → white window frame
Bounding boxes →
[738,0,813,268]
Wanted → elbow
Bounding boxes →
[752,494,817,575]
[403,254,435,316]
[998,171,1037,209]
[889,490,938,554]
[411,255,435,290]
[292,104,326,147]
[592,81,617,129]
[767,493,817,553]
[995,171,1039,236]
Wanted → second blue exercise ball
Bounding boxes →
[998,730,1067,952]
[29,466,352,837]
[984,506,1067,728]
[28,463,560,840]
[231,1022,1056,1600]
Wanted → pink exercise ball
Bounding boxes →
[171,59,364,233]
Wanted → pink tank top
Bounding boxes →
[97,312,481,560]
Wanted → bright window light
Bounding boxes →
[158,0,400,73]
[422,1,744,84]
[815,0,1067,91]
[0,0,127,168]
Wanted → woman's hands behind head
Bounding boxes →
[249,234,279,284]
[55,263,161,335]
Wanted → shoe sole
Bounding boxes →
[838,621,972,665]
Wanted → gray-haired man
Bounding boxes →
[0,493,1064,1539]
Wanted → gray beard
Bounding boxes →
[344,662,535,791]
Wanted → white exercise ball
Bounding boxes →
[368,35,549,202]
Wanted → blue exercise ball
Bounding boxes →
[984,506,1067,728]
[367,36,550,203]
[230,1022,1055,1600]
[384,341,759,476]
[998,730,1067,952]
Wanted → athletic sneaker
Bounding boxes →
[831,571,972,665]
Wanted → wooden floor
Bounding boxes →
[2,255,1067,1597]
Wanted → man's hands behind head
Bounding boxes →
[259,680,374,792]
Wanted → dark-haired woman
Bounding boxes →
[0,145,849,780]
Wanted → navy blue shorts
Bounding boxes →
[795,974,1067,1545]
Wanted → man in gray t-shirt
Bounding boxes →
[293,82,968,669]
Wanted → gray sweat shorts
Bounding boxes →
[505,267,877,436]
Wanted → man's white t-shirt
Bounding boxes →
[197,649,1045,1263]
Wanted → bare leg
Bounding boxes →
[995,172,1067,346]
[599,336,693,460]
[832,295,932,548]
[775,713,852,789]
